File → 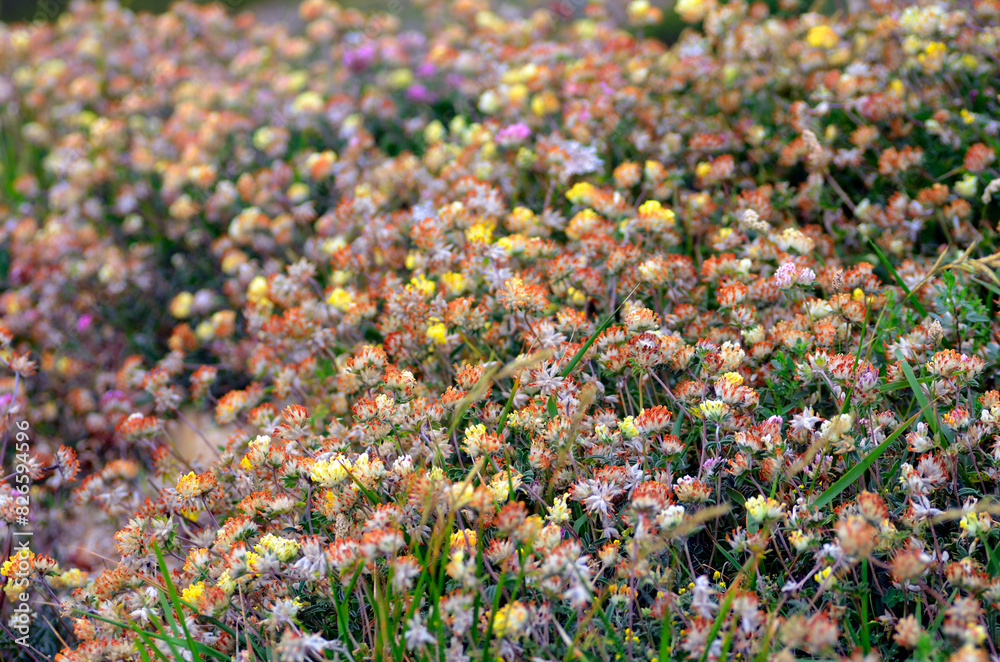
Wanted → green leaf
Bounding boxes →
[971,276,1000,297]
[714,539,742,572]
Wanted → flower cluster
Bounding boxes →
[1,0,1000,660]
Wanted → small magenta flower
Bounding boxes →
[497,123,531,146]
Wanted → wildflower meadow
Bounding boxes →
[2,0,1000,660]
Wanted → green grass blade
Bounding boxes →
[697,588,737,662]
[560,286,637,379]
[151,541,205,662]
[895,349,953,445]
[867,238,928,317]
[131,624,172,662]
[813,409,922,510]
[860,560,871,653]
[983,534,1000,577]
[77,610,229,661]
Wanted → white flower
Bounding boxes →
[790,407,823,434]
[552,137,603,181]
[580,480,623,517]
[404,614,438,651]
[981,177,1000,204]
[657,504,686,529]
[690,575,718,619]
[276,632,337,662]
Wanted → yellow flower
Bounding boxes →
[450,529,478,553]
[194,320,215,342]
[326,288,354,311]
[304,150,337,179]
[814,566,835,585]
[426,322,448,345]
[287,182,310,203]
[51,568,87,590]
[217,570,235,594]
[1,549,33,578]
[566,182,594,205]
[925,41,947,58]
[424,120,446,144]
[252,127,277,152]
[489,471,522,503]
[637,200,676,229]
[492,601,529,639]
[176,472,210,499]
[478,90,501,114]
[169,292,194,319]
[789,529,813,552]
[507,84,528,107]
[496,234,527,255]
[956,174,978,198]
[466,221,495,244]
[547,494,571,525]
[675,0,709,23]
[311,456,351,487]
[698,399,730,421]
[806,25,839,49]
[181,581,206,604]
[245,551,262,574]
[959,512,991,537]
[387,68,413,89]
[746,495,784,523]
[255,533,301,561]
[292,90,324,114]
[246,276,270,307]
[409,274,436,298]
[566,287,586,306]
[178,506,200,521]
[721,372,743,386]
[441,272,467,296]
[516,147,536,168]
[530,95,547,117]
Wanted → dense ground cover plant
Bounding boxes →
[3,0,1000,660]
